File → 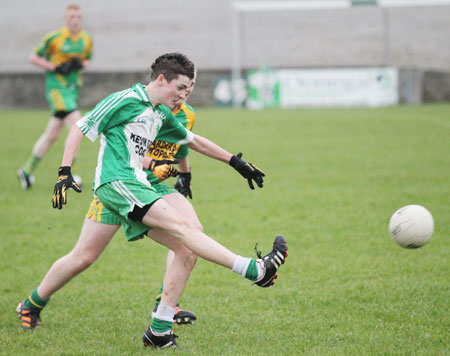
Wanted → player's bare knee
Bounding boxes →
[187,253,198,269]
[171,246,197,272]
[179,244,198,263]
[182,253,197,272]
[172,217,199,239]
[69,251,98,272]
[78,255,96,271]
[185,216,203,231]
[45,131,60,144]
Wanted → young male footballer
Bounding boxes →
[145,68,198,325]
[87,70,200,325]
[17,4,93,189]
[17,53,288,348]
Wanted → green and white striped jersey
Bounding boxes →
[77,83,194,190]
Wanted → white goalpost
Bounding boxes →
[231,0,450,107]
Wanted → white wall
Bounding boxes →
[1,0,449,72]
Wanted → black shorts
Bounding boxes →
[53,110,76,120]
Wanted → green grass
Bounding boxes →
[0,105,449,355]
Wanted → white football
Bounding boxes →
[389,205,434,249]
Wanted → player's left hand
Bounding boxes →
[229,153,265,190]
[69,57,83,70]
[52,166,82,209]
[174,172,192,199]
[149,159,179,180]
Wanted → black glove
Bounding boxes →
[52,166,82,209]
[148,159,179,180]
[229,153,265,190]
[54,57,83,75]
[69,57,83,70]
[54,61,73,75]
[174,172,192,199]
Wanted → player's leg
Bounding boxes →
[94,181,287,347]
[31,115,66,158]
[150,194,201,302]
[143,198,287,283]
[17,218,119,329]
[142,198,287,347]
[38,219,119,298]
[143,199,236,268]
[62,109,82,129]
[155,192,202,324]
[144,226,195,348]
[18,86,80,189]
[17,115,65,189]
[97,180,286,288]
[24,85,72,169]
[147,229,196,308]
[142,199,232,345]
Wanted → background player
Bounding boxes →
[17,4,93,189]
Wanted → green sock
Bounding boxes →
[24,287,49,311]
[245,259,258,282]
[23,154,41,175]
[151,318,173,334]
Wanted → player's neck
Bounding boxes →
[145,82,162,107]
[65,26,81,37]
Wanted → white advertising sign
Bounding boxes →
[277,68,398,108]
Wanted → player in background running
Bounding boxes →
[18,4,93,189]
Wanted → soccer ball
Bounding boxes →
[388,205,434,249]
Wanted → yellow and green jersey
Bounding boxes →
[145,103,196,184]
[34,26,93,90]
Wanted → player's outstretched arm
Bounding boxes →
[52,126,84,209]
[187,134,265,189]
[187,134,232,163]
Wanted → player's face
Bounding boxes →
[173,72,196,107]
[65,9,82,34]
[160,75,192,109]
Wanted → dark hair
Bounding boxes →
[150,53,195,82]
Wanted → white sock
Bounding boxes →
[154,304,175,323]
[232,255,252,278]
[256,259,265,280]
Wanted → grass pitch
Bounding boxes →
[0,105,449,355]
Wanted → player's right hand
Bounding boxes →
[52,166,82,209]
[149,159,179,180]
